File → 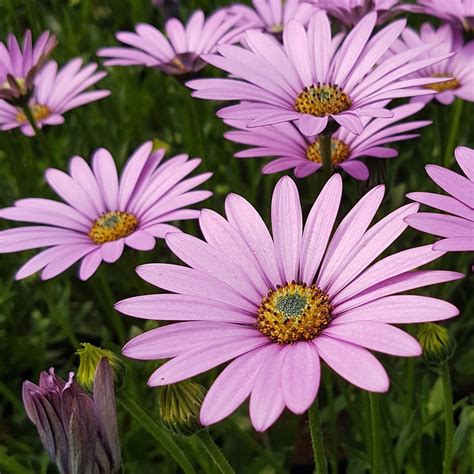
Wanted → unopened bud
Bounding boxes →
[418,323,456,371]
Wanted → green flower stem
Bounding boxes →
[196,430,235,474]
[326,372,338,473]
[118,391,196,474]
[319,132,333,181]
[368,392,382,474]
[308,399,328,474]
[441,362,454,474]
[405,356,415,425]
[444,99,464,167]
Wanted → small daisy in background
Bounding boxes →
[406,146,474,256]
[223,101,431,179]
[386,23,474,105]
[0,58,109,136]
[0,141,212,280]
[0,30,57,104]
[117,175,461,432]
[97,9,246,76]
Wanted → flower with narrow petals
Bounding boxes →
[117,175,461,432]
[386,23,474,105]
[228,0,316,35]
[0,58,109,136]
[23,359,121,473]
[97,10,246,76]
[187,12,452,137]
[0,30,57,104]
[0,142,212,280]
[405,146,474,254]
[224,101,431,179]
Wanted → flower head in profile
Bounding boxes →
[228,0,316,35]
[97,10,246,76]
[0,30,57,104]
[406,146,474,254]
[0,58,109,136]
[224,101,431,179]
[0,142,212,280]
[387,23,474,105]
[117,175,461,432]
[22,359,121,473]
[188,12,452,137]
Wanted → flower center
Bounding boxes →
[2,76,26,92]
[88,211,138,244]
[306,137,350,166]
[257,282,332,344]
[295,84,352,117]
[425,73,460,93]
[16,103,51,123]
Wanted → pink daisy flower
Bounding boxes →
[405,146,474,254]
[187,11,452,137]
[309,0,404,27]
[117,175,461,432]
[97,10,246,75]
[0,141,212,281]
[402,0,474,32]
[223,101,431,180]
[0,30,57,103]
[228,0,316,34]
[0,58,109,136]
[386,23,474,105]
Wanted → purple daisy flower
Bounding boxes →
[402,0,474,32]
[309,0,405,27]
[0,58,109,136]
[223,101,431,180]
[97,10,246,75]
[228,0,316,35]
[386,23,474,105]
[117,175,461,432]
[0,141,212,281]
[0,30,57,103]
[187,11,452,137]
[405,146,474,254]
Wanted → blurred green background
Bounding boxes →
[0,1,473,473]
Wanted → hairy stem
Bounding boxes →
[309,399,328,474]
[196,430,235,474]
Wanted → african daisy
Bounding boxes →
[406,146,474,254]
[223,102,431,179]
[97,9,246,75]
[117,175,461,432]
[0,141,212,280]
[0,58,109,136]
[187,11,452,137]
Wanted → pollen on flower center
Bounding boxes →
[2,76,26,92]
[257,281,332,344]
[425,73,460,93]
[89,211,138,244]
[295,83,352,117]
[16,103,51,123]
[306,137,350,166]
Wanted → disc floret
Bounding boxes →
[295,83,352,117]
[89,211,138,244]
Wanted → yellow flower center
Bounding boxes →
[295,84,352,117]
[88,211,138,244]
[16,104,51,123]
[425,73,460,93]
[257,282,332,344]
[2,76,26,92]
[306,137,351,166]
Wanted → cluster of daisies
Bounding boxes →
[2,0,473,434]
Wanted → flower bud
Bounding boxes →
[159,381,206,436]
[418,323,456,371]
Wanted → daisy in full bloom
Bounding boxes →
[0,58,109,136]
[0,141,212,280]
[117,175,461,432]
[0,30,57,103]
[406,146,474,254]
[187,11,452,137]
[97,10,246,75]
[386,23,474,105]
[402,0,474,32]
[309,0,404,27]
[223,101,431,179]
[228,0,316,35]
